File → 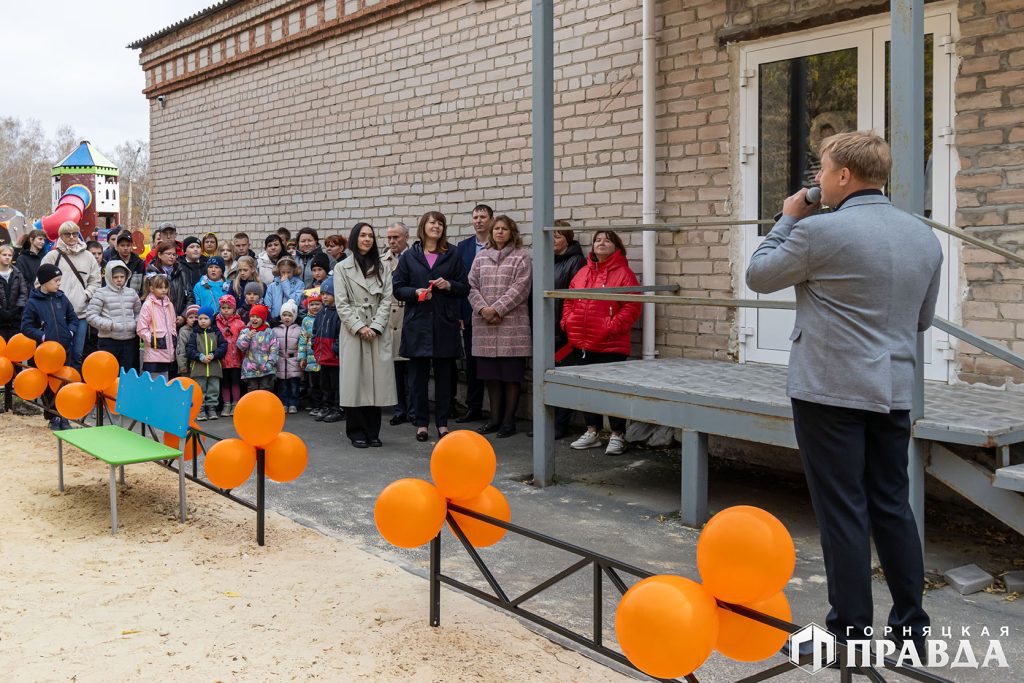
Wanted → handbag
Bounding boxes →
[149,302,168,349]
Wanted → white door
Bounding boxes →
[739,10,957,382]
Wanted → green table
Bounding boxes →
[54,425,186,535]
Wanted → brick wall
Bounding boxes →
[140,0,1024,380]
[953,0,1024,386]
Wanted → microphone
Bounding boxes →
[773,187,822,221]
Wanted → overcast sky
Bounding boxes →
[2,1,213,154]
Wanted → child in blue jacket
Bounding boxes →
[20,263,78,430]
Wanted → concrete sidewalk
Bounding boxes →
[204,412,1023,681]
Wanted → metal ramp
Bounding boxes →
[543,358,1024,536]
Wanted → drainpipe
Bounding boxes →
[641,0,657,360]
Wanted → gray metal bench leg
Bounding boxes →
[109,465,118,535]
[681,430,708,527]
[178,454,187,523]
[57,440,65,492]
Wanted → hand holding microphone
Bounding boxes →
[776,186,822,221]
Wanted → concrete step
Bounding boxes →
[994,464,1024,492]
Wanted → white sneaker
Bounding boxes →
[570,431,602,450]
[288,406,297,414]
[605,434,626,456]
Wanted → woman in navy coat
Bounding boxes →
[392,211,469,441]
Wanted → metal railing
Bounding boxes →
[432,504,951,683]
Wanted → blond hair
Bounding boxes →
[818,131,891,186]
[0,244,14,256]
[58,221,80,236]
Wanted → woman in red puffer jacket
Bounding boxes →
[560,230,641,456]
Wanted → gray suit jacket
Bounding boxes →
[746,194,943,413]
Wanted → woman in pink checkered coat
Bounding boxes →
[467,215,532,438]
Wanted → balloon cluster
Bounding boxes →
[374,431,511,549]
[0,335,119,419]
[192,389,308,489]
[615,505,796,678]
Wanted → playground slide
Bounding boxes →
[35,184,92,240]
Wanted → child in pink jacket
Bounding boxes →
[216,294,246,416]
[272,300,303,413]
[136,273,178,377]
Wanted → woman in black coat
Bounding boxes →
[15,230,47,286]
[550,223,587,439]
[393,211,469,441]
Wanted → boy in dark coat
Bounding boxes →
[21,263,78,430]
[186,306,228,421]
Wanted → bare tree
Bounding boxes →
[110,140,151,229]
[0,117,57,220]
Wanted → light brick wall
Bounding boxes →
[953,0,1024,386]
[140,0,1024,380]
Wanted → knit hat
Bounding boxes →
[311,252,331,273]
[304,292,322,305]
[219,294,237,308]
[319,278,334,296]
[249,304,270,322]
[280,300,298,319]
[115,231,133,244]
[206,256,225,271]
[36,263,62,285]
[185,304,200,318]
[197,306,215,320]
[182,236,200,251]
[244,281,263,296]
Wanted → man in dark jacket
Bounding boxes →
[21,263,78,430]
[452,203,493,422]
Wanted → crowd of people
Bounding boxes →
[0,207,641,453]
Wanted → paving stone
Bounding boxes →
[943,564,994,595]
[1003,570,1024,594]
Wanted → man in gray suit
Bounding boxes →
[747,131,941,654]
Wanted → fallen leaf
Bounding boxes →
[223,591,241,598]
[121,629,141,636]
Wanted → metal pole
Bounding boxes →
[256,448,266,546]
[3,380,11,412]
[640,0,657,361]
[890,0,926,548]
[531,0,556,487]
[429,534,441,627]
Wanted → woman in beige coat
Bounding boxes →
[335,222,397,448]
[467,215,532,437]
[40,221,101,369]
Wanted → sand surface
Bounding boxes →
[0,413,629,682]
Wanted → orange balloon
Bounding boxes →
[0,335,6,357]
[697,506,795,605]
[0,357,13,385]
[715,591,792,662]
[55,382,98,420]
[102,378,119,414]
[5,333,37,363]
[233,390,285,447]
[48,365,81,392]
[164,432,201,461]
[448,485,510,548]
[34,341,66,374]
[204,438,257,489]
[82,351,119,392]
[184,434,204,461]
[429,430,496,500]
[264,432,308,483]
[615,576,719,679]
[163,432,181,449]
[169,377,203,421]
[13,368,48,400]
[374,478,447,549]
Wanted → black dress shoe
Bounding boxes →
[415,430,429,442]
[496,425,517,438]
[351,439,369,449]
[322,409,343,423]
[369,438,383,447]
[437,429,450,439]
[389,415,407,426]
[455,411,484,423]
[477,423,499,435]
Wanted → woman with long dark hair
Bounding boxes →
[335,222,396,447]
[392,211,469,441]
[16,229,48,286]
